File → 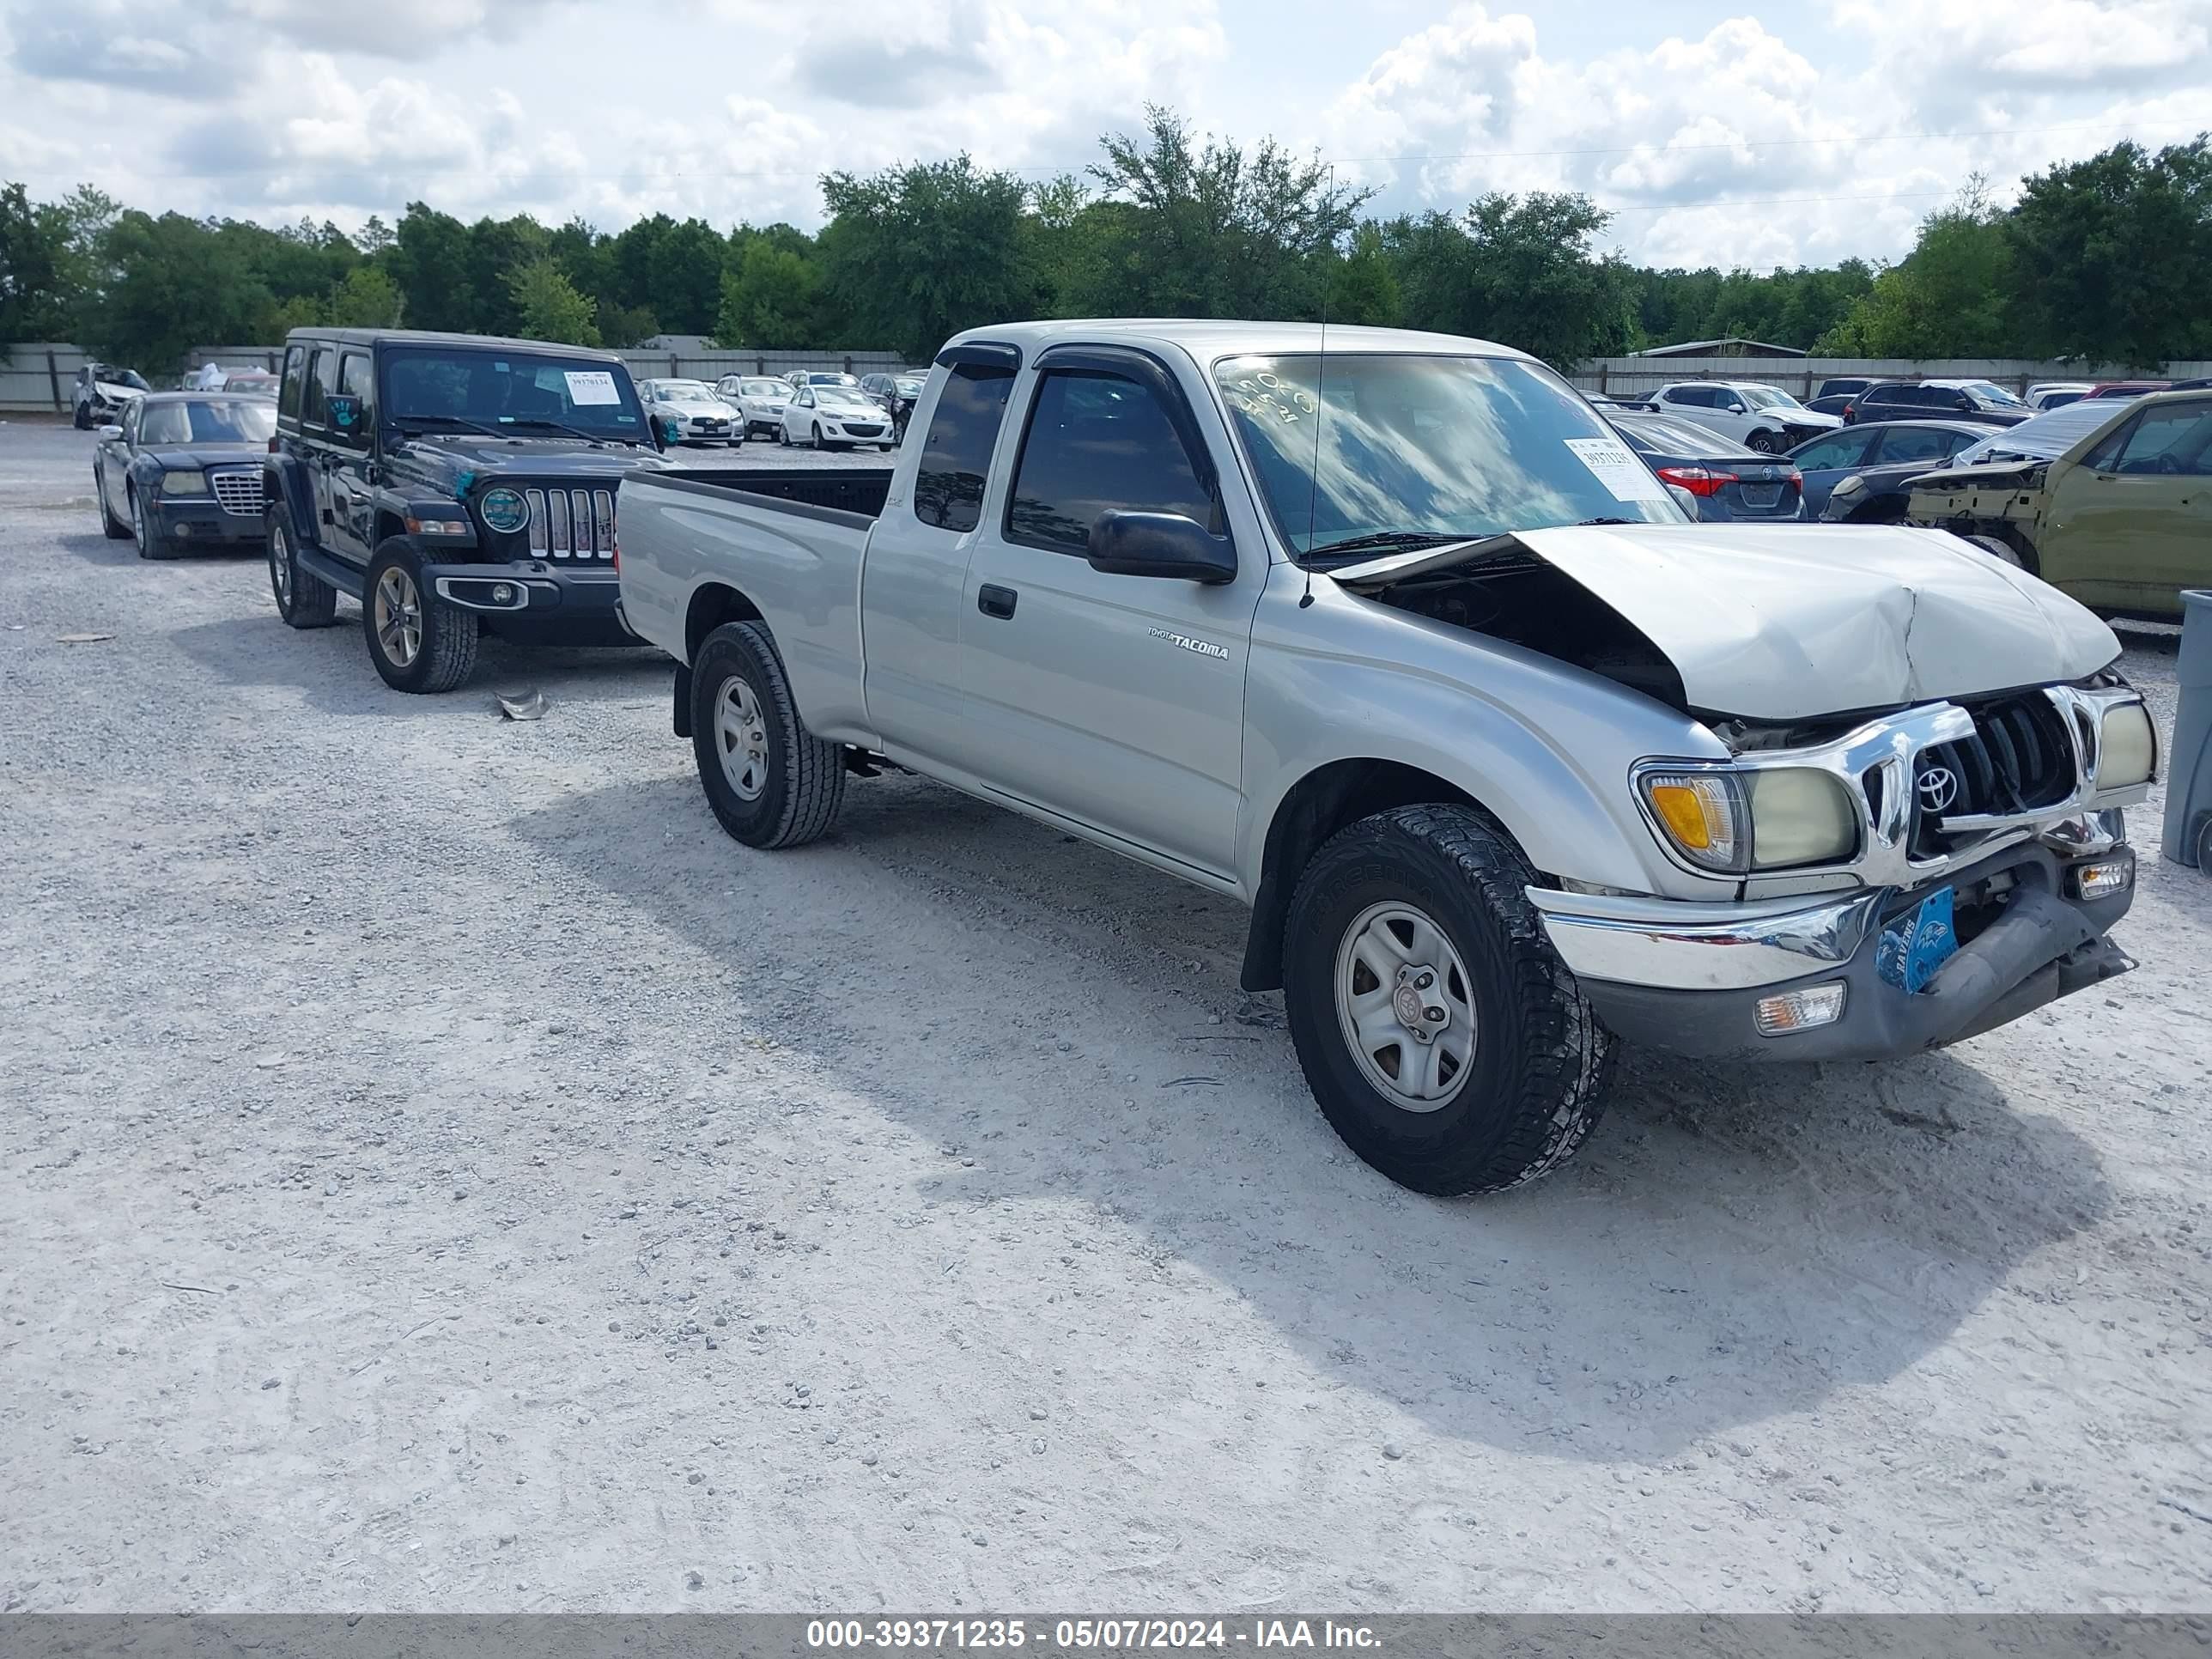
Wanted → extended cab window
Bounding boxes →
[913,365,1012,534]
[1006,372,1212,551]
[303,347,335,426]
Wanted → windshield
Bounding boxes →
[383,348,647,439]
[99,368,152,390]
[1217,354,1680,556]
[1952,402,2123,466]
[1738,386,1799,409]
[741,380,786,398]
[661,381,716,400]
[1965,381,2025,408]
[895,376,927,395]
[138,399,277,445]
[806,373,858,386]
[818,390,876,411]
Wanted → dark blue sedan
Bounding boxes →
[1608,411,1805,521]
[1785,420,1986,520]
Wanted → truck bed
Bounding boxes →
[650,466,893,522]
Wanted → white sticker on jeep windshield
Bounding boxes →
[566,371,621,406]
[1564,436,1668,503]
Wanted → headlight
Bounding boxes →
[1640,765,1858,873]
[1748,768,1859,867]
[480,488,528,533]
[2096,702,2158,790]
[161,470,208,495]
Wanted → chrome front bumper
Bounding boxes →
[1526,885,1881,992]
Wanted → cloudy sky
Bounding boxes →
[2,0,2206,270]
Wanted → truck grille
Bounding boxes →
[523,487,616,561]
[1911,691,2080,855]
[210,470,264,517]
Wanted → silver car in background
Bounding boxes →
[639,379,741,447]
[715,375,793,440]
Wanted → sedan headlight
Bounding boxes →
[161,470,209,495]
[1639,765,1857,873]
[2096,702,2158,790]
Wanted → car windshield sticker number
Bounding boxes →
[566,371,621,406]
[1564,437,1668,503]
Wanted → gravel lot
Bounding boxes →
[2,416,2208,1615]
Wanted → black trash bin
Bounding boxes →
[2160,587,2212,871]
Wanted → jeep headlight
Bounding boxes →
[479,488,527,533]
[2096,702,2157,790]
[161,469,208,495]
[1640,765,1857,873]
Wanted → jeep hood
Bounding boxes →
[1334,522,2119,720]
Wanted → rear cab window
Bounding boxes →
[912,366,1013,534]
[279,345,308,421]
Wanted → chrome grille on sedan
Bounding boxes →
[523,487,617,560]
[210,470,264,517]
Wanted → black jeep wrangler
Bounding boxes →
[264,328,668,692]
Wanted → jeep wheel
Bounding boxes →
[363,540,477,693]
[1282,805,1613,1195]
[268,514,337,628]
[130,488,176,561]
[690,619,846,849]
[95,468,131,539]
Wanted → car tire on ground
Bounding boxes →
[362,538,477,693]
[1746,430,1780,453]
[778,425,790,447]
[267,512,337,629]
[690,619,847,850]
[73,404,91,430]
[1966,532,2038,575]
[95,468,131,539]
[1281,804,1613,1196]
[130,487,177,562]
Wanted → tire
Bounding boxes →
[778,425,790,447]
[1281,805,1613,1196]
[805,422,820,449]
[74,403,90,431]
[130,487,177,561]
[1746,429,1780,454]
[1966,532,2037,575]
[690,619,846,849]
[267,512,337,628]
[362,539,477,693]
[96,467,131,538]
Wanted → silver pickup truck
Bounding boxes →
[615,320,2159,1196]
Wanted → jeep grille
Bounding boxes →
[524,487,616,560]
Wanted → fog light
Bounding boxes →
[491,583,514,604]
[2069,856,2134,899]
[1756,981,1847,1036]
[173,522,191,538]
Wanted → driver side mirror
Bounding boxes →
[97,424,123,441]
[1087,510,1237,583]
[1726,402,1747,415]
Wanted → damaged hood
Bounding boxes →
[1336,522,2119,720]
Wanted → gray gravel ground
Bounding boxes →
[2,416,2209,1614]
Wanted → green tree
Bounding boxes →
[1816,184,2016,356]
[0,182,71,346]
[506,256,599,345]
[325,264,404,327]
[1325,222,1401,325]
[715,236,822,346]
[1387,192,1634,367]
[2006,136,2212,366]
[82,210,272,371]
[817,155,1035,359]
[388,203,476,332]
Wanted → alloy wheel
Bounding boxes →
[269,525,293,608]
[373,566,423,668]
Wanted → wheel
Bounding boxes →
[689,619,847,849]
[267,513,337,628]
[2196,817,2212,877]
[805,422,820,449]
[1966,532,2036,575]
[778,425,790,447]
[1746,429,1780,454]
[130,488,176,561]
[74,403,91,430]
[1281,805,1613,1195]
[362,539,477,693]
[95,467,131,538]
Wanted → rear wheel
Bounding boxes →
[268,514,337,628]
[362,540,477,693]
[1746,429,1780,454]
[1282,805,1613,1195]
[1966,532,2038,576]
[690,619,846,849]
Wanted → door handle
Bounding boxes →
[977,583,1018,619]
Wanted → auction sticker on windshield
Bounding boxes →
[1564,436,1669,502]
[565,371,621,405]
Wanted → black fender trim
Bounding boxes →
[263,454,320,548]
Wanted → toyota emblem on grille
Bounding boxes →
[1917,767,1960,813]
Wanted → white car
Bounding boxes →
[2026,381,2096,410]
[777,384,895,450]
[1650,380,1843,453]
[715,375,793,440]
[639,379,741,446]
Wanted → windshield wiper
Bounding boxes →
[1305,530,1474,560]
[500,416,623,445]
[393,412,507,440]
